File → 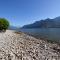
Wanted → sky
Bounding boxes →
[0,0,60,27]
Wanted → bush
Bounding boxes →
[0,18,9,31]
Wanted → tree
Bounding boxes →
[0,18,9,31]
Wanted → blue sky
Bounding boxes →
[0,0,60,27]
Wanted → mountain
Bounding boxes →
[22,16,60,28]
[54,16,60,20]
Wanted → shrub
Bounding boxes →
[0,18,9,31]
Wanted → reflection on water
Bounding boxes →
[20,28,60,42]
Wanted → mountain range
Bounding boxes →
[22,16,60,28]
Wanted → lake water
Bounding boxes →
[19,28,60,42]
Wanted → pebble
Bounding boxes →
[0,30,59,60]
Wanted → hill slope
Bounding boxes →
[22,16,60,28]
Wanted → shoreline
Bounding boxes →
[16,30,60,44]
[0,30,60,60]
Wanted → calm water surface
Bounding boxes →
[20,28,60,42]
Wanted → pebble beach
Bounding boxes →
[0,30,60,60]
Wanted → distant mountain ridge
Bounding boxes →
[22,16,60,28]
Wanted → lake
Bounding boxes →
[19,28,60,43]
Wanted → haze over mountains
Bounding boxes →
[9,26,18,30]
[22,16,60,28]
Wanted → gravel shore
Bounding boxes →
[0,30,60,60]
